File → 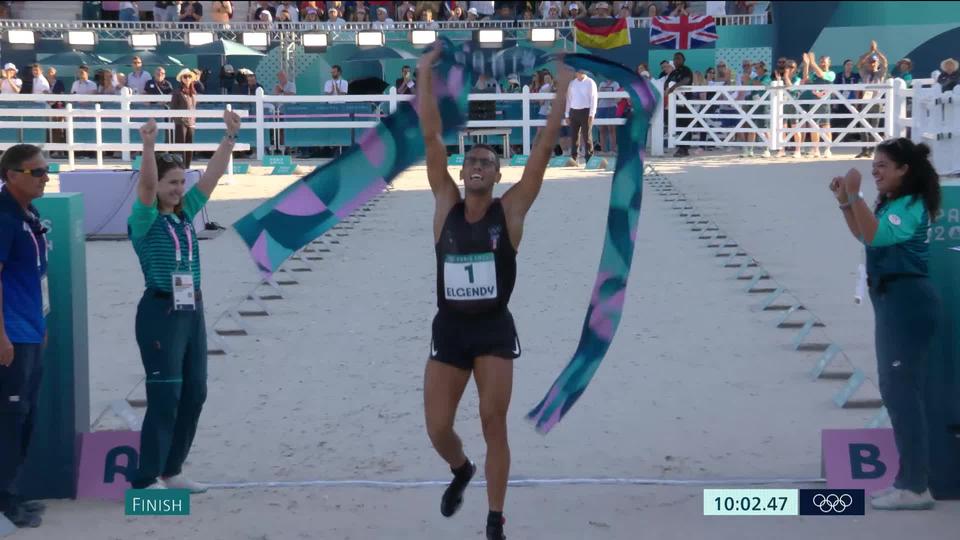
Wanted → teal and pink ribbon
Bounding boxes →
[233,42,659,435]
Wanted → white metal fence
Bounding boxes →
[0,79,947,164]
[666,78,921,153]
[0,87,633,162]
[911,82,960,174]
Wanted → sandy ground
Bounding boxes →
[16,153,959,539]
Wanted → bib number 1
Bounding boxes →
[444,253,497,301]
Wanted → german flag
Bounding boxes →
[574,17,631,50]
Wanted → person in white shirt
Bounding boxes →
[705,0,726,16]
[274,70,296,96]
[565,69,598,163]
[27,64,50,94]
[323,65,348,95]
[70,65,98,95]
[327,6,346,24]
[275,1,299,22]
[0,63,21,94]
[126,56,151,94]
[372,6,394,28]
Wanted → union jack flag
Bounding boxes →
[649,15,718,50]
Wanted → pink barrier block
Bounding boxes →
[76,431,141,502]
[822,428,899,493]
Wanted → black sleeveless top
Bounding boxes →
[435,199,517,317]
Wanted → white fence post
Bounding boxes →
[120,87,131,162]
[255,87,265,161]
[94,104,103,166]
[885,78,899,139]
[388,86,398,114]
[667,83,676,150]
[651,78,665,156]
[226,103,235,184]
[521,85,531,156]
[65,103,75,167]
[769,81,782,152]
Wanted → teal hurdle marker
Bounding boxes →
[866,406,890,428]
[773,302,803,323]
[262,155,293,167]
[448,154,464,165]
[833,369,867,408]
[605,157,617,170]
[548,155,570,167]
[585,156,604,169]
[810,344,843,380]
[132,155,142,170]
[753,287,785,312]
[48,163,60,173]
[510,154,529,166]
[790,315,818,350]
[272,164,298,175]
[232,163,250,174]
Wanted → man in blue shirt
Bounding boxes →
[0,144,50,529]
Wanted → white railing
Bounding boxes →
[0,14,768,33]
[0,90,251,166]
[666,78,918,153]
[2,79,942,163]
[912,83,960,174]
[0,86,638,162]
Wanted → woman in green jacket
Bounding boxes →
[127,110,241,491]
[830,138,942,510]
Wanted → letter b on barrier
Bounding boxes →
[822,429,898,491]
[849,443,887,479]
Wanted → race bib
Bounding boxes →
[444,253,497,301]
[172,272,196,311]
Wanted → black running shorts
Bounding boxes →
[429,311,521,371]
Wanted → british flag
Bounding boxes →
[649,15,718,50]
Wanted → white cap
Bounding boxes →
[3,63,16,72]
[468,7,478,15]
[569,3,579,10]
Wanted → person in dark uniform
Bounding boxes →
[830,137,942,511]
[417,45,573,540]
[0,144,50,529]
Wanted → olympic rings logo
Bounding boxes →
[812,493,853,513]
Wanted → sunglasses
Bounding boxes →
[158,153,184,165]
[11,166,50,178]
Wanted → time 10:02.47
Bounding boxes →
[714,496,789,512]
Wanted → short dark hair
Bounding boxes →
[0,144,43,182]
[332,65,342,72]
[467,144,500,171]
[29,63,40,70]
[78,65,89,73]
[674,52,686,61]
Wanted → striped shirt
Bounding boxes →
[128,185,208,292]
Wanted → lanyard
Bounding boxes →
[164,217,193,267]
[26,223,43,270]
